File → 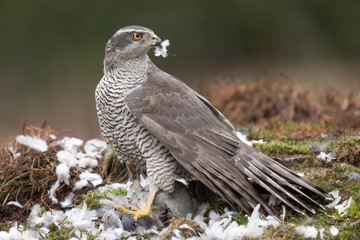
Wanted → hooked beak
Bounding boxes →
[150,34,162,47]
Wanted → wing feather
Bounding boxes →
[125,64,329,217]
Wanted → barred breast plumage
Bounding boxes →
[95,60,181,193]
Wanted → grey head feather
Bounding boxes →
[104,25,155,71]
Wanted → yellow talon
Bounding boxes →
[115,191,156,221]
[115,205,134,215]
[130,206,140,211]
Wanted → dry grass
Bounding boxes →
[0,122,103,224]
[198,79,360,129]
[162,216,204,239]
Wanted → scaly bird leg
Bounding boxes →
[115,191,156,221]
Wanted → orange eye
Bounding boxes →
[133,32,142,40]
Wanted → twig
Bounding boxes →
[21,118,28,135]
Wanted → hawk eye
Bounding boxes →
[133,32,142,40]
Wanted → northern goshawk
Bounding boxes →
[95,25,328,220]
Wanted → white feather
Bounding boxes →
[57,137,83,153]
[335,197,353,215]
[48,180,60,204]
[319,228,325,240]
[7,201,23,208]
[79,170,103,186]
[295,226,318,238]
[56,150,78,168]
[56,163,71,185]
[61,192,74,208]
[326,190,341,208]
[78,157,98,168]
[317,152,336,163]
[329,226,339,236]
[72,179,89,192]
[16,135,48,152]
[84,139,107,157]
[154,39,170,57]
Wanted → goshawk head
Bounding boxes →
[104,26,162,70]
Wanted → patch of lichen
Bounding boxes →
[0,223,10,232]
[247,121,334,142]
[162,216,204,239]
[260,207,359,239]
[232,211,249,225]
[336,221,360,240]
[205,198,231,217]
[244,124,360,239]
[307,162,360,205]
[43,223,75,240]
[43,222,97,240]
[253,140,311,155]
[259,224,304,240]
[331,135,360,166]
[82,187,127,209]
[210,121,360,238]
[273,159,360,238]
[248,127,278,142]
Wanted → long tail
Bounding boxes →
[192,138,330,219]
[234,141,329,217]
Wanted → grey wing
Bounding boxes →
[125,67,329,218]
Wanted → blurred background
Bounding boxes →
[1,0,360,143]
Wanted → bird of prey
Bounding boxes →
[95,25,329,221]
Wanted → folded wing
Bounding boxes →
[125,64,329,218]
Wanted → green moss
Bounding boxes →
[82,186,127,209]
[340,163,358,172]
[336,221,360,240]
[309,163,360,204]
[248,128,277,142]
[254,141,311,155]
[331,135,360,162]
[43,223,97,240]
[43,223,70,240]
[332,135,360,152]
[0,223,10,232]
[232,130,360,238]
[109,187,127,196]
[205,198,229,216]
[260,224,304,240]
[232,212,249,225]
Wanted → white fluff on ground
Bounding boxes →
[79,170,103,186]
[2,134,349,239]
[78,157,98,168]
[84,139,107,157]
[236,131,266,146]
[7,201,23,208]
[335,197,353,215]
[60,192,75,208]
[195,204,279,240]
[16,135,48,152]
[56,163,71,185]
[56,150,79,168]
[326,190,341,208]
[295,226,318,238]
[317,152,336,163]
[319,227,325,240]
[48,180,60,204]
[329,226,339,236]
[57,137,83,154]
[73,179,89,192]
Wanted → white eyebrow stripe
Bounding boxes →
[115,28,153,35]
